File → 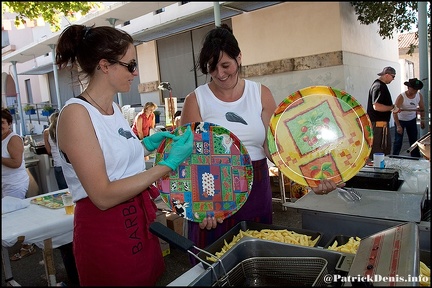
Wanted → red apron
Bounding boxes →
[73,186,165,286]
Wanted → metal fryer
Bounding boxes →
[149,222,345,287]
[155,221,424,286]
[188,237,347,287]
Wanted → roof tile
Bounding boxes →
[398,32,418,49]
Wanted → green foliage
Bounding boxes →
[350,2,417,38]
[42,104,54,112]
[350,2,431,55]
[23,104,34,112]
[2,2,100,32]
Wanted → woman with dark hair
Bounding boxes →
[1,108,29,199]
[2,108,37,261]
[181,24,340,261]
[55,25,193,285]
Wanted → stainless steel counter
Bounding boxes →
[285,187,425,222]
[284,158,430,251]
[169,158,430,286]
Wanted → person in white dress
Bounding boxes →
[2,108,29,199]
[2,108,36,260]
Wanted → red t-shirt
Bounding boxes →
[131,112,155,139]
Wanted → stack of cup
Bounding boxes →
[373,153,385,169]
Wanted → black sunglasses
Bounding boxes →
[115,60,137,73]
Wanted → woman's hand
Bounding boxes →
[158,126,193,170]
[396,125,403,134]
[142,131,177,151]
[199,216,223,230]
[311,179,345,195]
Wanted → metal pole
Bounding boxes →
[49,44,62,108]
[214,2,221,27]
[11,61,27,135]
[107,18,124,107]
[418,1,429,135]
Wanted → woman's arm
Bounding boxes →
[43,129,52,155]
[57,104,171,210]
[180,92,202,125]
[393,94,403,130]
[260,84,277,161]
[2,135,24,169]
[137,115,144,139]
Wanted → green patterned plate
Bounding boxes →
[155,122,253,222]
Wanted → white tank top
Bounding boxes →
[2,131,29,199]
[59,98,145,202]
[195,80,266,160]
[48,134,62,167]
[398,91,421,121]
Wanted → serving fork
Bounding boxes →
[337,187,362,202]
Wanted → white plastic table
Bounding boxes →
[2,189,73,286]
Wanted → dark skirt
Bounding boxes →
[187,158,272,264]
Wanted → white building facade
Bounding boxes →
[2,2,404,135]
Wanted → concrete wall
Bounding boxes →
[231,2,400,125]
[136,41,161,104]
[234,2,343,64]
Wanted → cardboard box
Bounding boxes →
[156,211,170,256]
[166,212,184,236]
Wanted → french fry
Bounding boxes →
[327,236,361,254]
[420,261,430,277]
[420,261,430,286]
[206,228,320,262]
[419,261,430,287]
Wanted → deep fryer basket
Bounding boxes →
[217,256,328,287]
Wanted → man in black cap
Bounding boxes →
[392,78,425,157]
[367,66,399,158]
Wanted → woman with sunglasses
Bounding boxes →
[55,25,193,286]
[181,24,343,264]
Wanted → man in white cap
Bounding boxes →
[367,66,399,158]
[392,78,425,157]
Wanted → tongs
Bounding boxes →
[337,187,362,202]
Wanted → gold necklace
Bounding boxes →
[85,90,110,115]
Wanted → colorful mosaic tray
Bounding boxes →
[30,192,69,209]
[267,86,373,187]
[155,122,253,222]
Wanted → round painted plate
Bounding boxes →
[267,86,373,187]
[155,122,253,222]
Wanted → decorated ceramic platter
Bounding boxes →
[30,192,68,209]
[155,122,253,222]
[267,86,373,187]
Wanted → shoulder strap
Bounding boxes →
[76,95,89,103]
